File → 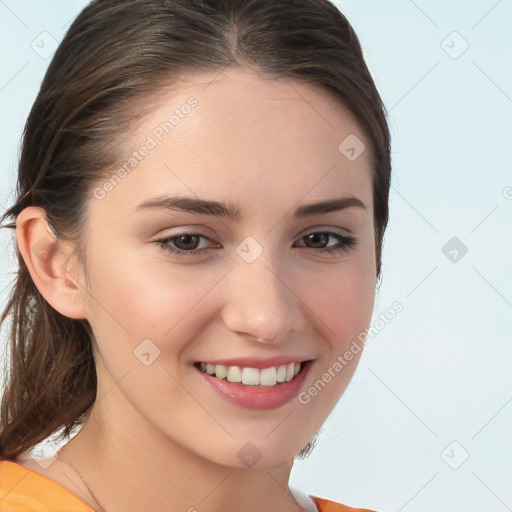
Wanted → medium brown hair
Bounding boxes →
[0,0,391,461]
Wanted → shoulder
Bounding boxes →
[0,459,95,512]
[311,495,376,512]
[290,486,375,512]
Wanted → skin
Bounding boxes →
[15,68,377,512]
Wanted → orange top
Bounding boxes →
[0,460,374,512]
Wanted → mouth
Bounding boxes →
[194,360,306,387]
[193,359,314,410]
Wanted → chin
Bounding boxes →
[194,432,313,470]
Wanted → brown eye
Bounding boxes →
[303,232,330,249]
[173,234,202,251]
[155,233,217,256]
[295,231,358,254]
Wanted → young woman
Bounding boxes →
[0,0,390,510]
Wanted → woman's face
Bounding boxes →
[79,68,376,468]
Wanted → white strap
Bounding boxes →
[289,486,319,512]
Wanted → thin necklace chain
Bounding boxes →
[58,457,107,512]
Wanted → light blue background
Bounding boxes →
[1,1,511,511]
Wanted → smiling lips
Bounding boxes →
[194,357,314,409]
[198,361,302,387]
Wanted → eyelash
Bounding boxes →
[155,231,358,257]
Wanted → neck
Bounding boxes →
[58,398,303,512]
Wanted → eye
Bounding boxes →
[155,230,358,258]
[294,231,358,254]
[155,233,218,256]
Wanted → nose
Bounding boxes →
[221,251,306,344]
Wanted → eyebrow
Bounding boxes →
[135,195,366,219]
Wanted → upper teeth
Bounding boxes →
[199,362,301,386]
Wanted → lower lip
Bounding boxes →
[195,361,312,410]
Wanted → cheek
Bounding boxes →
[299,253,376,350]
[85,246,212,332]
[81,250,219,412]
[82,245,226,380]
[291,258,375,438]
[295,261,373,417]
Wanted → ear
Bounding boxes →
[16,206,88,320]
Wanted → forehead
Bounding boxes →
[94,68,373,216]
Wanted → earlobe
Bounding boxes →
[15,206,88,320]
